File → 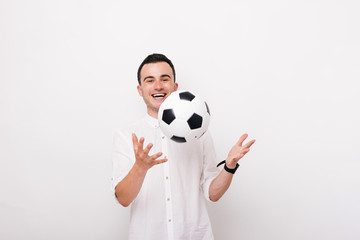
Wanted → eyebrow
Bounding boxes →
[143,74,172,82]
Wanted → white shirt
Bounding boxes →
[112,114,220,240]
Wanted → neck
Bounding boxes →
[147,110,158,119]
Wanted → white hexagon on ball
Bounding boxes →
[158,90,211,143]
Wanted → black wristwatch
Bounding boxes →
[217,160,239,174]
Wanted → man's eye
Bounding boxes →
[162,79,169,81]
[146,79,154,83]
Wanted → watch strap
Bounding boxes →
[217,160,239,174]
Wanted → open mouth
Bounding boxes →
[152,93,166,99]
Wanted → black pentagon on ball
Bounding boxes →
[171,135,187,143]
[179,91,195,101]
[162,109,176,125]
[187,113,203,130]
[205,102,210,115]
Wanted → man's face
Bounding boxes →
[137,61,178,118]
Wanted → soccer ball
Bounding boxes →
[158,90,211,143]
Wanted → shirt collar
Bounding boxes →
[145,113,159,128]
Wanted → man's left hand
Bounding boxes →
[226,133,256,169]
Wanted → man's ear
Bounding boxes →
[174,82,178,91]
[137,85,143,97]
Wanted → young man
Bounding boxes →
[112,54,255,240]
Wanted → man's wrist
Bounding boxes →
[133,162,148,176]
[225,160,237,169]
[217,160,239,174]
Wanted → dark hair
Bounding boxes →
[137,53,176,85]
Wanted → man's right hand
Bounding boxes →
[132,133,168,171]
[115,133,167,207]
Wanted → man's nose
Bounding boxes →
[154,80,164,90]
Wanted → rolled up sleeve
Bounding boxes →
[200,131,221,201]
[111,130,134,195]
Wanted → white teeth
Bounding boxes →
[152,94,165,98]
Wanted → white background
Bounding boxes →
[1,0,359,239]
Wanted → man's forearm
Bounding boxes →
[209,169,234,202]
[115,162,147,207]
[209,133,256,201]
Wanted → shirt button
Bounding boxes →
[164,156,167,159]
[165,176,169,180]
[168,219,172,222]
[167,198,170,201]
[162,136,165,139]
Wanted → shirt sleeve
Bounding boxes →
[200,131,221,201]
[111,130,134,195]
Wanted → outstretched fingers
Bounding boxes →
[240,141,255,157]
[243,139,256,149]
[150,152,167,166]
[132,133,148,155]
[149,151,163,160]
[142,143,153,156]
[154,158,168,165]
[132,133,167,168]
[237,133,248,146]
[138,137,145,151]
[132,133,139,152]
